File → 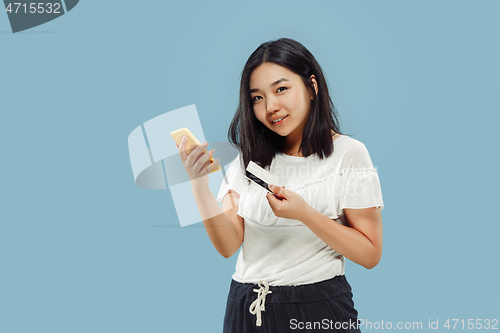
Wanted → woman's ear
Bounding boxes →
[310,75,318,100]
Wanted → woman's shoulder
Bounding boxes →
[334,133,368,153]
[334,135,375,170]
[332,130,365,147]
[325,133,374,168]
[226,153,246,174]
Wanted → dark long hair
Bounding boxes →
[228,38,344,170]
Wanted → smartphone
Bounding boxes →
[170,127,221,173]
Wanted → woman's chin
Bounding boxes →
[264,126,288,137]
[272,130,289,137]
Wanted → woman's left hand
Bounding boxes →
[266,185,312,220]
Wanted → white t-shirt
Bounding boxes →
[216,135,384,286]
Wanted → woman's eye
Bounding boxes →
[252,96,262,102]
[277,87,287,93]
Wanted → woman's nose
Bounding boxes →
[266,95,280,113]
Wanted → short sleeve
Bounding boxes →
[216,154,248,204]
[339,141,384,210]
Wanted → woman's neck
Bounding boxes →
[282,130,340,157]
[282,138,304,157]
[284,148,303,157]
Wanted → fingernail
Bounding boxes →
[203,142,208,146]
[182,135,187,141]
[268,184,273,190]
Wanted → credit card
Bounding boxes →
[245,161,279,193]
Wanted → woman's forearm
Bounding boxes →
[298,207,381,269]
[191,184,243,258]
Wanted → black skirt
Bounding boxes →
[223,275,362,333]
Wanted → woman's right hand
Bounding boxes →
[176,135,220,190]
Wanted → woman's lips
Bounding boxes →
[271,115,288,125]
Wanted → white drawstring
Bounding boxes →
[249,280,272,327]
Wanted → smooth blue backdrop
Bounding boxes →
[1,1,498,332]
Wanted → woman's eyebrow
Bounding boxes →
[270,77,289,86]
[250,77,289,93]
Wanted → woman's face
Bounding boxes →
[250,62,317,139]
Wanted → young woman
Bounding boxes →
[177,38,384,333]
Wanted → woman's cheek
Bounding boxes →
[254,107,268,125]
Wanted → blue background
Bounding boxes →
[1,1,498,332]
